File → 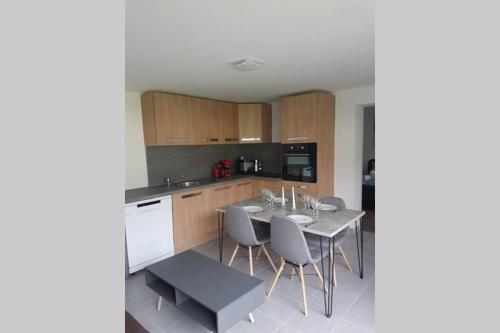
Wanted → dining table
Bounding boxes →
[216,196,366,318]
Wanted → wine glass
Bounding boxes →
[312,198,321,217]
[303,194,310,211]
[262,189,270,204]
[268,192,275,208]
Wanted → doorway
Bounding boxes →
[362,106,375,232]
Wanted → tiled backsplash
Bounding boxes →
[146,143,281,186]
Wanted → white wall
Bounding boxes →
[125,91,148,189]
[334,85,375,210]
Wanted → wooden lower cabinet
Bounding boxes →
[281,180,317,198]
[172,178,284,254]
[233,180,254,202]
[172,180,255,254]
[172,188,213,254]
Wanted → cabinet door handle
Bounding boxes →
[168,137,188,142]
[240,137,261,142]
[210,138,219,142]
[225,138,239,141]
[299,185,307,189]
[181,192,202,199]
[201,138,208,142]
[137,200,161,208]
[287,136,307,141]
[215,186,231,192]
[237,182,251,186]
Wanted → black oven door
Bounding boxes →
[282,143,317,182]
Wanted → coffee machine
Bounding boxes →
[212,160,233,179]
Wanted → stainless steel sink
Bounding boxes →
[175,181,200,187]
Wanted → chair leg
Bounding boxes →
[299,265,308,316]
[267,258,285,297]
[256,245,263,261]
[228,243,239,266]
[330,247,333,263]
[333,263,337,287]
[156,296,162,311]
[312,263,328,293]
[249,246,253,276]
[261,244,278,273]
[338,245,353,272]
[248,312,255,323]
[290,265,295,280]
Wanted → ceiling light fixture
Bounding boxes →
[230,57,263,71]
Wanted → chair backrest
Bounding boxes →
[226,206,258,246]
[320,197,347,210]
[270,215,313,265]
[320,197,349,241]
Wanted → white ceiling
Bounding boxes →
[126,0,374,102]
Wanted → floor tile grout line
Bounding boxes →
[142,302,188,330]
[333,318,375,333]
[137,313,164,333]
[271,308,300,333]
[331,275,375,332]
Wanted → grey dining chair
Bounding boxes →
[226,206,277,276]
[304,197,353,287]
[267,215,329,316]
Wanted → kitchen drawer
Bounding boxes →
[252,179,281,197]
[281,180,317,197]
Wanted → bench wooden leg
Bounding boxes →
[249,246,253,276]
[156,296,162,311]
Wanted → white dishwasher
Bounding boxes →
[125,195,174,274]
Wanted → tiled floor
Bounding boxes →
[126,230,375,333]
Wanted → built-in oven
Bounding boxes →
[282,143,317,182]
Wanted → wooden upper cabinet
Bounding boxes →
[219,101,239,144]
[238,103,272,144]
[140,91,268,146]
[140,92,158,146]
[140,92,193,146]
[191,98,223,144]
[281,92,320,143]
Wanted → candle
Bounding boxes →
[281,187,285,205]
[292,186,296,210]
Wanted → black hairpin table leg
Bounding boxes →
[320,235,335,318]
[355,217,364,279]
[218,212,224,263]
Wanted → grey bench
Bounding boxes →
[145,250,265,332]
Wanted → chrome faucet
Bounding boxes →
[165,175,185,186]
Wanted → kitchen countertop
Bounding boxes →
[125,173,281,204]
